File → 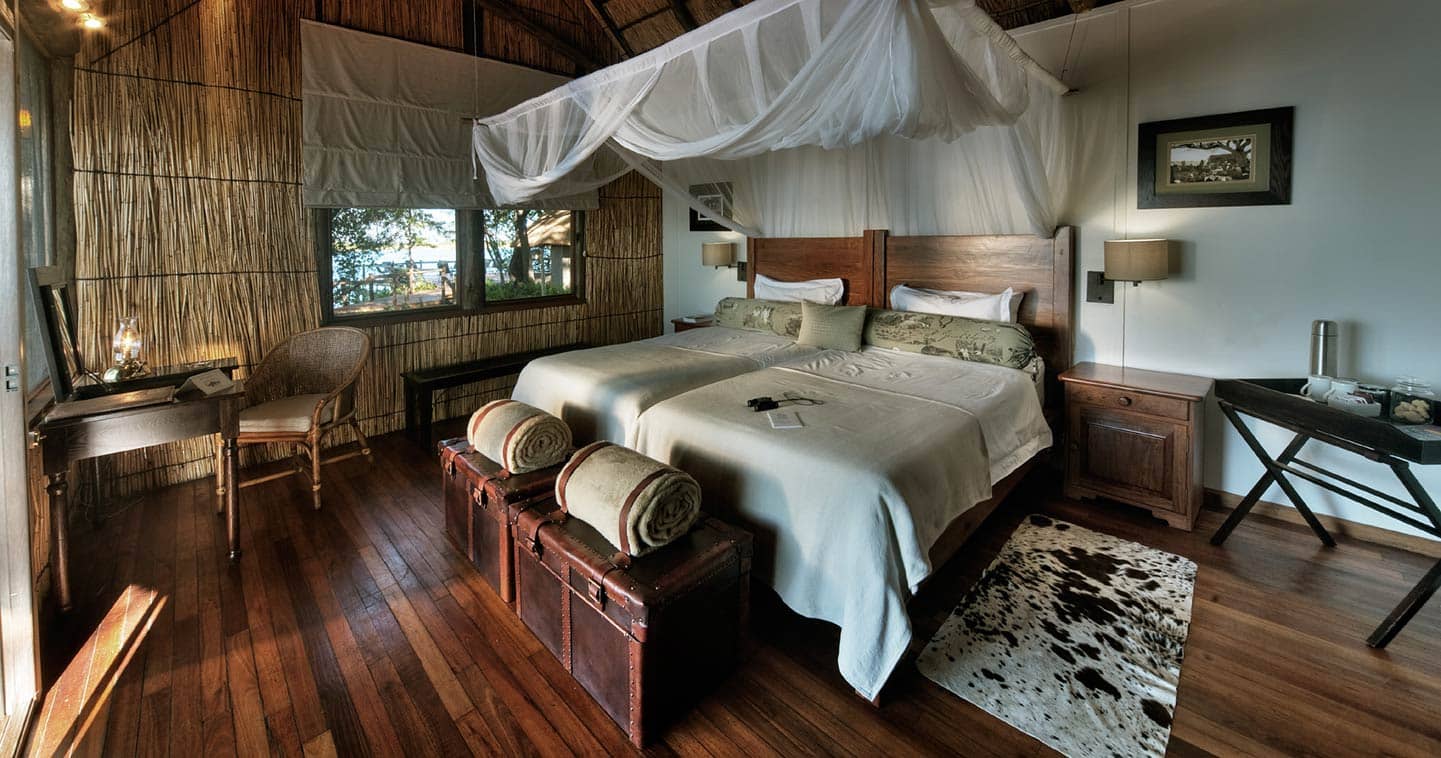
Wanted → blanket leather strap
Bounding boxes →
[616,468,668,556]
[555,440,611,513]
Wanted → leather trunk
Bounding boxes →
[512,505,752,747]
[439,438,559,603]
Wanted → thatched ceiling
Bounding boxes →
[573,0,1122,60]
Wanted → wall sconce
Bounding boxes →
[1087,238,1172,304]
[702,241,747,282]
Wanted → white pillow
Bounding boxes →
[889,284,1023,323]
[754,274,845,305]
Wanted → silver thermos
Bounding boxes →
[1310,320,1338,377]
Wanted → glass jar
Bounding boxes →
[1388,377,1435,425]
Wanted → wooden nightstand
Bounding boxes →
[671,316,714,332]
[1059,362,1213,530]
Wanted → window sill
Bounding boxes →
[478,294,584,315]
[322,295,584,327]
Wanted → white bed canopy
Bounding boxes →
[472,0,1071,237]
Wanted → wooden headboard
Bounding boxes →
[746,232,882,307]
[746,227,1076,377]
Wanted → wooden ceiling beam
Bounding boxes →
[668,0,700,31]
[581,0,635,59]
[471,0,603,72]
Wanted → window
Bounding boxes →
[18,30,53,391]
[480,209,579,303]
[316,208,583,324]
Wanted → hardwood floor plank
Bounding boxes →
[274,539,389,757]
[251,538,331,743]
[223,630,271,758]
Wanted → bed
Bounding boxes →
[511,235,876,446]
[511,326,822,446]
[633,227,1075,701]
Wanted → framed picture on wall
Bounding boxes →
[688,182,733,231]
[1138,106,1293,208]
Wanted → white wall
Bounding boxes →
[660,0,1441,540]
[1008,0,1441,538]
[661,191,747,331]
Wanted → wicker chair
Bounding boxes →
[218,326,372,510]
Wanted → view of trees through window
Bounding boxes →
[325,208,577,318]
[480,209,577,302]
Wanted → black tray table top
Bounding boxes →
[1217,378,1441,465]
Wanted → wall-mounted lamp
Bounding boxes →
[701,242,735,268]
[1104,238,1170,285]
[702,241,747,282]
[1087,238,1172,304]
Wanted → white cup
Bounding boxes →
[1301,375,1332,401]
[1330,378,1359,399]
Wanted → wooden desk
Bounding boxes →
[37,385,245,612]
[1212,377,1441,648]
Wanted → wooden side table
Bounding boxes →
[1059,362,1213,530]
[671,317,713,333]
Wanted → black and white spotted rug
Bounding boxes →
[917,515,1197,758]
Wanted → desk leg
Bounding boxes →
[1211,428,1310,545]
[1369,559,1441,648]
[224,438,241,561]
[49,472,73,612]
[419,389,434,449]
[1213,403,1336,547]
[1368,462,1441,648]
[404,383,418,444]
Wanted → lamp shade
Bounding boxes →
[701,242,736,267]
[1104,239,1170,282]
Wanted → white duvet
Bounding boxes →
[633,347,1051,701]
[511,327,819,446]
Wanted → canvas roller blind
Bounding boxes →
[301,20,598,210]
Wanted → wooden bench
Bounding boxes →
[402,343,584,446]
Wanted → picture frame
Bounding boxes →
[1138,106,1293,209]
[688,182,734,232]
[27,266,85,401]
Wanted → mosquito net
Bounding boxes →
[472,0,1070,237]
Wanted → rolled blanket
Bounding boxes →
[555,442,701,557]
[467,400,573,474]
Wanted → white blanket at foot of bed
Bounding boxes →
[633,348,1051,701]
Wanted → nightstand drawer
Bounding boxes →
[1067,383,1190,421]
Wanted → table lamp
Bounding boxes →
[105,315,148,381]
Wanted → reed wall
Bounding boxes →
[68,0,659,495]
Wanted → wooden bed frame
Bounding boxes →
[747,227,1076,598]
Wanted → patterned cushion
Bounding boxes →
[863,308,1037,369]
[713,297,804,338]
[797,302,867,351]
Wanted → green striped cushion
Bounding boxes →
[797,302,867,352]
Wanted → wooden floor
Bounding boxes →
[30,426,1441,757]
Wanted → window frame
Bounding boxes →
[313,208,586,327]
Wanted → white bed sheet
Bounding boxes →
[633,347,1051,700]
[510,327,819,446]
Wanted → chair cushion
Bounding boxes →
[239,394,335,435]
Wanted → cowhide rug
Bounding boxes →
[917,515,1196,758]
